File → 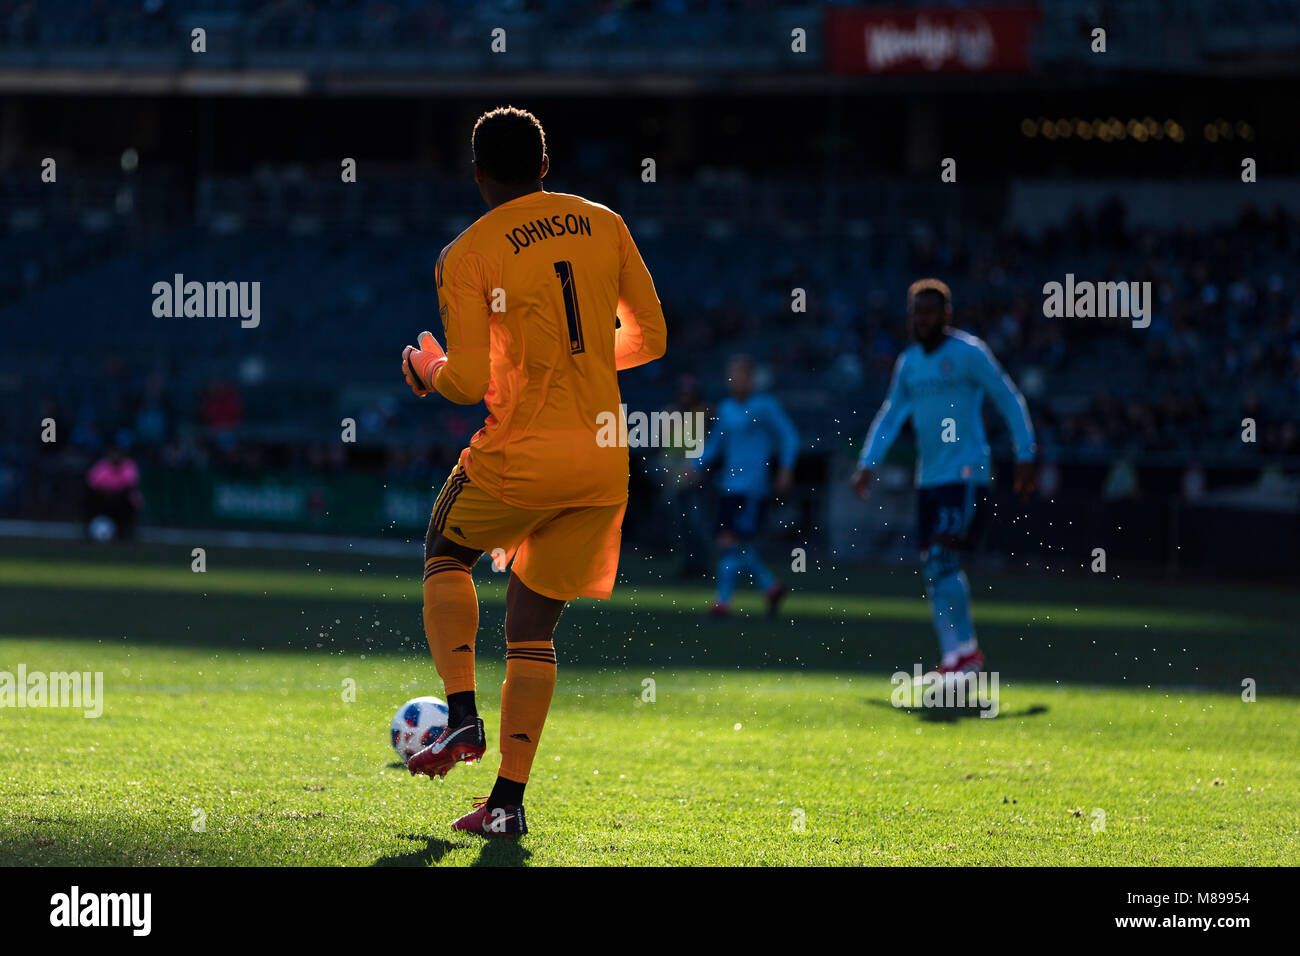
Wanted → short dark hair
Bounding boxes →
[472,106,546,184]
[907,277,951,310]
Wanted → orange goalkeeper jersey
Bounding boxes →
[431,190,667,509]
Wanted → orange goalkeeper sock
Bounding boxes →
[497,639,557,784]
[422,556,478,697]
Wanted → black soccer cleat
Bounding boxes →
[764,581,787,618]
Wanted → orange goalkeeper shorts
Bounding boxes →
[427,464,627,601]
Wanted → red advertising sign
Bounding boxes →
[826,6,1040,74]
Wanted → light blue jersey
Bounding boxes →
[858,329,1034,488]
[699,393,800,497]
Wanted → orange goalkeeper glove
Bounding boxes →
[402,331,447,398]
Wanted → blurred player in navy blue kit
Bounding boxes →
[690,355,799,617]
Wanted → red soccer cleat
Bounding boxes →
[937,648,986,675]
[451,798,528,838]
[407,715,486,779]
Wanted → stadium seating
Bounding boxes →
[2,165,1296,501]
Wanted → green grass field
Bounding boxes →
[1,535,1297,866]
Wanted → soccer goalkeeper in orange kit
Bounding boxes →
[400,106,667,838]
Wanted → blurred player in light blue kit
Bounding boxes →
[691,354,800,617]
[852,279,1036,675]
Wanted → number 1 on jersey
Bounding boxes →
[553,260,585,355]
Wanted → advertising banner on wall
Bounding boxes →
[826,6,1040,74]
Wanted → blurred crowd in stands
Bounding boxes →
[892,203,1299,460]
[0,0,806,50]
[1,0,1294,63]
[1,186,1297,524]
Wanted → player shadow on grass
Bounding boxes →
[468,840,530,867]
[862,697,1049,723]
[371,834,530,867]
[372,834,460,867]
[369,832,530,868]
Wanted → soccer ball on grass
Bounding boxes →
[390,696,448,761]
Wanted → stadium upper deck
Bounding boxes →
[0,0,1295,90]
